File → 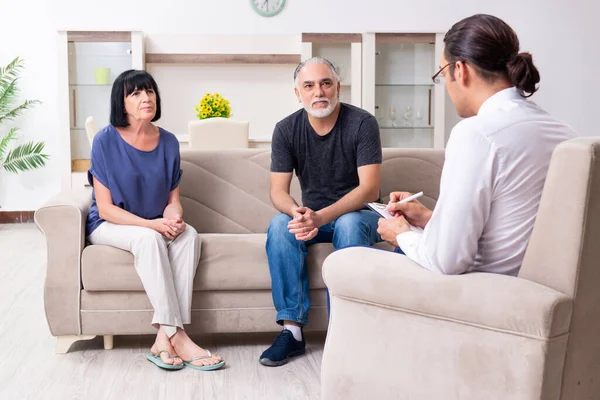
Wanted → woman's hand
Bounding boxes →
[166,215,186,239]
[150,217,186,240]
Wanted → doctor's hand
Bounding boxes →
[387,191,432,228]
[377,216,411,247]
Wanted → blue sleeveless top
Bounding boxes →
[86,125,182,236]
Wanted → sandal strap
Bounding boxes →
[185,350,215,363]
[154,349,178,359]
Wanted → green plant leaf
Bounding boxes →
[0,57,23,115]
[0,99,41,125]
[0,57,41,124]
[2,141,49,173]
[0,57,47,176]
[0,127,19,163]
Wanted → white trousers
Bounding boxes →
[88,221,200,335]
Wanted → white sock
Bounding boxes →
[284,324,303,341]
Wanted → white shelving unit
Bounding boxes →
[56,31,458,188]
[57,31,145,190]
[362,32,452,149]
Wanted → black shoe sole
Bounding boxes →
[259,348,306,367]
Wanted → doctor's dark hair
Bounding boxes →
[443,14,540,97]
[110,69,162,127]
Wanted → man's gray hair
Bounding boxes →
[293,57,341,88]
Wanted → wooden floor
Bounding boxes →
[0,224,325,400]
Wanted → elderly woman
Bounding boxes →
[86,69,225,371]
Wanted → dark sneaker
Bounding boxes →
[259,329,306,367]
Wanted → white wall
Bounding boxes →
[147,63,300,141]
[0,0,597,210]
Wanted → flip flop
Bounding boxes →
[183,350,226,371]
[146,349,185,370]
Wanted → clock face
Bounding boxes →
[250,0,286,17]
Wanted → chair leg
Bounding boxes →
[103,335,114,350]
[55,335,96,354]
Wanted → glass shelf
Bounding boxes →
[380,126,434,130]
[375,84,434,87]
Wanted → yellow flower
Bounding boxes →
[195,92,232,119]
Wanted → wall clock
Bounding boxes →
[250,0,286,17]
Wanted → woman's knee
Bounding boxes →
[176,223,198,243]
[133,228,165,248]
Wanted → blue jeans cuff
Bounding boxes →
[276,311,308,326]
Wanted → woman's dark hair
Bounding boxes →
[443,14,540,97]
[110,69,162,127]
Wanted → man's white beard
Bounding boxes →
[303,96,339,118]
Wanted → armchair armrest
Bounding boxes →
[34,189,92,336]
[323,247,572,339]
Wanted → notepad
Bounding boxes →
[366,202,424,233]
[367,202,395,219]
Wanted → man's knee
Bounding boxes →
[334,212,363,234]
[268,213,293,237]
[332,212,374,249]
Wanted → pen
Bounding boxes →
[397,191,424,204]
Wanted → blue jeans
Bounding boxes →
[266,209,381,325]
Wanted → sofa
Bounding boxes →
[320,137,600,400]
[35,148,445,354]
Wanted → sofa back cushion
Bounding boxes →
[180,148,445,234]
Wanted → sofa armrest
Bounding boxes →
[323,247,572,339]
[34,189,92,336]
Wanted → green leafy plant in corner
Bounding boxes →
[0,57,48,174]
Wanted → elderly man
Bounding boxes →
[259,57,383,366]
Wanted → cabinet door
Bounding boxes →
[363,32,450,149]
[68,40,133,160]
[58,31,144,190]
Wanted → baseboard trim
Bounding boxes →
[0,211,35,223]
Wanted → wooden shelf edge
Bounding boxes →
[67,31,132,42]
[302,33,362,44]
[145,54,301,64]
[375,33,435,44]
[72,159,90,172]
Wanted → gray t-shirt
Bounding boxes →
[270,103,382,211]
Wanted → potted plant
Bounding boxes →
[0,57,48,175]
[188,92,248,149]
[194,92,232,120]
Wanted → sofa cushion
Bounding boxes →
[82,233,370,291]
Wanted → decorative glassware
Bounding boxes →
[389,106,397,127]
[415,108,424,126]
[402,106,413,127]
